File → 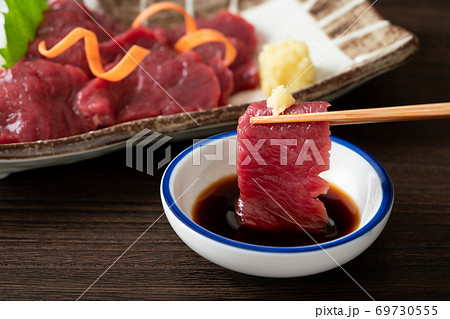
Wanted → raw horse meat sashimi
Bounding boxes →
[0,0,260,144]
[26,0,127,75]
[75,49,221,128]
[236,101,331,234]
[164,10,259,93]
[0,60,89,143]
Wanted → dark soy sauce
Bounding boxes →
[192,175,360,247]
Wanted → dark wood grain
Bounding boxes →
[0,0,449,300]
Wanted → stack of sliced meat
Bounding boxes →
[0,0,259,144]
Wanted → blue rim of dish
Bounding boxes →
[161,131,394,253]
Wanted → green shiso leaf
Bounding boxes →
[0,0,48,68]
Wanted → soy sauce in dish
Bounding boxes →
[192,174,360,247]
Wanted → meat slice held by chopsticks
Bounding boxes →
[236,98,331,234]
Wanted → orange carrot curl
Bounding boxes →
[38,27,150,82]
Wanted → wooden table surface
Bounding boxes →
[0,0,449,300]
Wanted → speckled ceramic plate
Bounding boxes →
[0,0,418,177]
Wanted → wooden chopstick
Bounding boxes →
[249,102,450,125]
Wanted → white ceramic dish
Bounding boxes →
[160,131,394,277]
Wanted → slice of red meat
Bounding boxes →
[192,38,257,94]
[166,10,257,55]
[97,27,169,74]
[164,10,259,94]
[0,60,89,144]
[235,101,331,234]
[26,38,93,75]
[197,10,258,56]
[232,60,259,92]
[74,48,221,128]
[167,32,237,103]
[37,0,126,40]
[202,56,234,105]
[26,0,127,75]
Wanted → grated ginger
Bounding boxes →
[267,85,295,116]
[258,39,315,96]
